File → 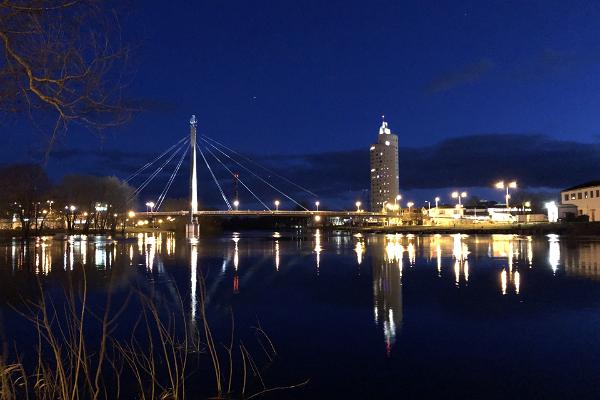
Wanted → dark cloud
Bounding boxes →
[257,134,599,195]
[425,59,493,94]
[36,134,599,209]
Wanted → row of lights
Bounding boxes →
[363,180,526,212]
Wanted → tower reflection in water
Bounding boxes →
[371,234,403,357]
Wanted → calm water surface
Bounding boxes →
[1,231,600,399]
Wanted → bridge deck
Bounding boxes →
[135,210,387,218]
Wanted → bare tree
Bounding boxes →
[0,163,50,234]
[0,0,136,156]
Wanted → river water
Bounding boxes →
[1,231,600,399]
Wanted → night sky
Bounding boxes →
[4,0,600,209]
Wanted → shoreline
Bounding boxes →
[337,222,600,237]
[2,222,600,239]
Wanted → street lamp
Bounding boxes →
[145,201,155,213]
[315,201,320,211]
[451,191,467,207]
[128,210,136,218]
[233,199,239,211]
[495,180,517,208]
[435,196,440,209]
[355,201,362,212]
[407,201,414,215]
[425,200,431,210]
[274,200,280,211]
[395,194,402,207]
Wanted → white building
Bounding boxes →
[561,181,600,221]
[370,118,400,211]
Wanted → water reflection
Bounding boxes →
[374,235,404,357]
[3,231,600,359]
[548,234,560,273]
[452,234,469,286]
[314,229,322,273]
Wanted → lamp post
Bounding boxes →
[451,191,467,207]
[274,200,280,212]
[233,199,239,211]
[145,201,155,214]
[495,180,517,209]
[315,201,320,212]
[425,200,431,210]
[407,201,414,213]
[355,201,362,212]
[145,201,155,229]
[435,196,440,209]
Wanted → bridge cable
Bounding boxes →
[202,144,271,211]
[155,143,188,211]
[201,135,318,198]
[196,143,232,210]
[125,135,188,183]
[200,137,309,211]
[129,138,189,200]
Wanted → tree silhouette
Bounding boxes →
[0,0,136,157]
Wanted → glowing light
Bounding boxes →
[128,210,135,218]
[275,240,280,271]
[233,235,240,270]
[501,269,507,295]
[190,243,198,322]
[545,201,558,223]
[548,234,560,273]
[314,215,321,222]
[355,241,364,265]
[514,270,520,294]
[314,229,322,272]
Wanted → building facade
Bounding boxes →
[561,181,600,222]
[370,118,400,211]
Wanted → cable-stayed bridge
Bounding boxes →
[126,115,384,236]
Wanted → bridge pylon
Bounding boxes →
[187,115,200,239]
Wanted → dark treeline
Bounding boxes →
[0,163,135,235]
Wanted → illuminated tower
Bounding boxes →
[189,115,198,218]
[187,115,200,238]
[370,117,400,211]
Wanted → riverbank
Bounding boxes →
[2,222,600,239]
[340,222,600,237]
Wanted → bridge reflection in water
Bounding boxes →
[2,232,599,357]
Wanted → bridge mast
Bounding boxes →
[188,115,200,238]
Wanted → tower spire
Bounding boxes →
[189,115,198,218]
[379,115,390,135]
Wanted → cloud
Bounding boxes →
[36,133,599,208]
[425,59,493,94]
[256,134,599,195]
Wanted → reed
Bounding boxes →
[0,268,307,399]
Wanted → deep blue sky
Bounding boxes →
[4,0,600,208]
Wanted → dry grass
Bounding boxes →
[0,268,308,399]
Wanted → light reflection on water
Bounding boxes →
[2,231,600,358]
